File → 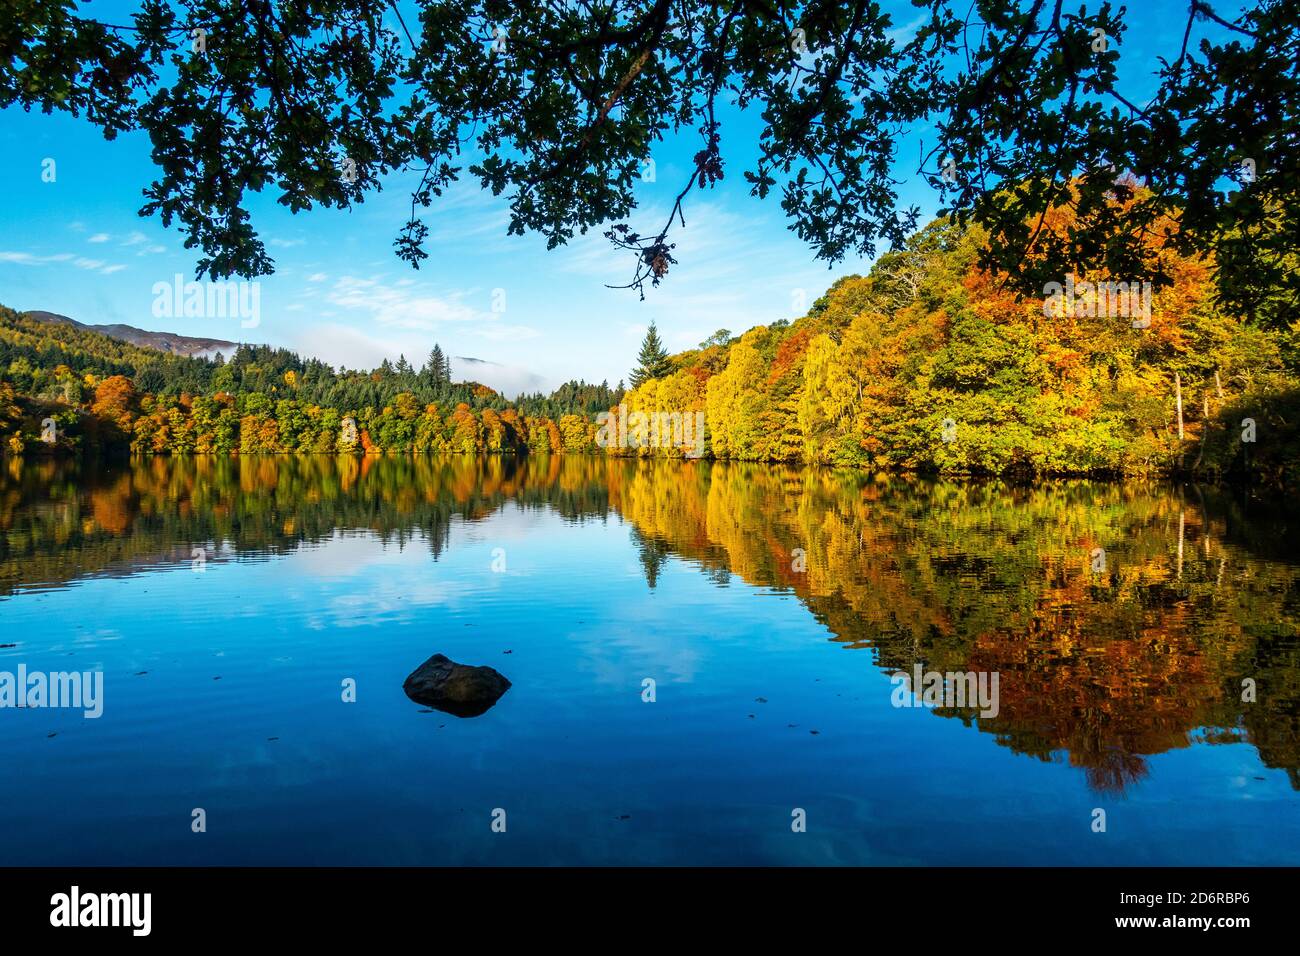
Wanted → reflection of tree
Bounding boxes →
[630,527,671,590]
[607,463,1300,793]
[0,455,616,594]
[1238,631,1300,789]
[1,456,1297,793]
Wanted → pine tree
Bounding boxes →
[630,322,672,388]
[425,345,452,385]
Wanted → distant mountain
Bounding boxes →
[24,310,240,358]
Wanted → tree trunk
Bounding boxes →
[1175,373,1184,440]
[1194,391,1209,469]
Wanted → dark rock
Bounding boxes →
[403,653,511,718]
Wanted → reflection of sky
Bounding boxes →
[3,495,1299,866]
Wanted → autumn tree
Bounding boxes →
[91,375,137,431]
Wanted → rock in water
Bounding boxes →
[402,654,511,717]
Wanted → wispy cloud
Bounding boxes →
[0,250,127,275]
[0,252,74,265]
[76,229,164,256]
[325,274,509,332]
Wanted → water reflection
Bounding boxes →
[2,454,1297,794]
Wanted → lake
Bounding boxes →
[1,455,1298,865]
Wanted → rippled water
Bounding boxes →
[1,456,1297,864]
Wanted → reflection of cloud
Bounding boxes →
[274,528,493,630]
[288,531,414,579]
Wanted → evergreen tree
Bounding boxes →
[630,322,672,388]
[424,346,445,385]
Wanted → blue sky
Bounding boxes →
[0,0,1223,395]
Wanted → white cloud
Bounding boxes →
[0,251,74,265]
[307,272,329,282]
[324,274,488,330]
[0,250,130,275]
[468,323,541,343]
[284,322,405,371]
[79,230,159,252]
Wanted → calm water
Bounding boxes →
[1,455,1298,865]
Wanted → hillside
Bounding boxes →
[24,310,240,358]
[619,214,1300,481]
[2,210,1298,479]
[0,303,621,457]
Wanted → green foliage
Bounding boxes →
[2,210,1298,481]
[3,1,1294,319]
[0,304,615,458]
[629,322,672,389]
